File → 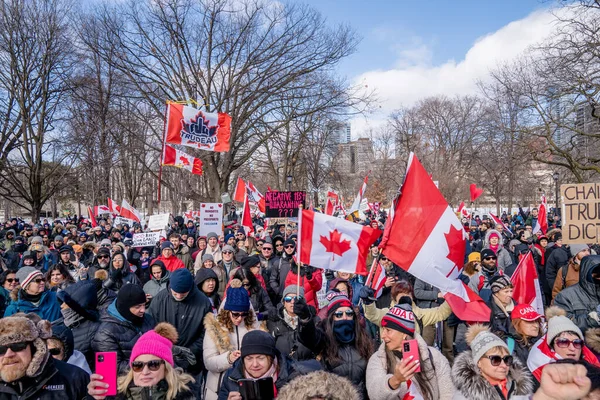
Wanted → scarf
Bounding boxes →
[20,289,42,305]
[333,320,355,344]
[493,296,514,317]
[283,309,298,330]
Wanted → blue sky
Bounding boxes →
[301,0,550,79]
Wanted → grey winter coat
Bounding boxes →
[143,269,171,298]
[483,229,513,273]
[451,350,534,400]
[553,255,600,332]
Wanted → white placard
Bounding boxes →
[114,216,135,226]
[133,232,161,247]
[199,203,224,237]
[148,214,170,231]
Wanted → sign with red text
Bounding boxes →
[265,191,306,218]
[199,203,223,237]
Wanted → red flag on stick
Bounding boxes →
[510,252,544,315]
[533,195,548,235]
[87,207,98,228]
[241,193,254,236]
[469,184,484,202]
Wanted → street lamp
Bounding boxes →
[552,172,560,214]
[286,175,293,192]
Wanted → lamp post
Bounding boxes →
[286,175,292,192]
[552,171,560,214]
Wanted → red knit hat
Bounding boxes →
[130,323,178,367]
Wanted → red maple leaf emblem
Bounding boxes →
[320,229,352,260]
[444,224,466,277]
[179,156,190,166]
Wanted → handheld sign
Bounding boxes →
[561,183,600,244]
[265,191,306,218]
[133,232,161,247]
[147,214,170,231]
[198,203,224,237]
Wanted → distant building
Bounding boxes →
[335,122,351,144]
[333,138,374,175]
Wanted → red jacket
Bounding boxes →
[284,269,323,311]
[155,255,185,272]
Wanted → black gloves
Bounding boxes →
[293,297,311,320]
[359,286,376,305]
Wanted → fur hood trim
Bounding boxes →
[452,350,533,400]
[83,241,98,251]
[586,328,600,354]
[484,229,505,250]
[277,370,360,400]
[203,312,265,354]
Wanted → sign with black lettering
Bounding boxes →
[265,191,306,218]
[561,183,600,244]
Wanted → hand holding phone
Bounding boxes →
[95,352,117,396]
[402,340,421,373]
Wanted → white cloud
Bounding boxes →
[351,8,562,138]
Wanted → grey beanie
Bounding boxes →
[30,236,43,245]
[222,245,235,253]
[569,243,589,257]
[16,267,43,289]
[202,254,214,263]
[207,232,218,240]
[54,235,64,242]
[282,285,304,300]
[467,325,508,362]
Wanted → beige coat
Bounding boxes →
[366,334,454,400]
[202,313,263,400]
[363,300,452,335]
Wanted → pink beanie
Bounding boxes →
[130,323,178,367]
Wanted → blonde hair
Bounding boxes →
[117,362,195,400]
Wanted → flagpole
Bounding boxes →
[158,102,169,207]
[297,204,303,298]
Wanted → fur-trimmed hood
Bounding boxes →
[203,312,264,354]
[452,350,533,400]
[586,328,600,355]
[277,370,360,400]
[484,229,505,251]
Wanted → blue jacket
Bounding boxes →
[4,289,62,321]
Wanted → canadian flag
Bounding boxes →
[380,153,490,322]
[233,178,265,213]
[489,212,514,236]
[120,199,142,222]
[528,335,600,381]
[457,201,470,219]
[94,205,110,216]
[241,193,254,236]
[365,259,386,298]
[164,103,231,152]
[510,252,544,316]
[325,191,339,216]
[533,195,548,235]
[107,198,120,214]
[402,380,425,400]
[348,173,369,215]
[298,209,381,275]
[162,144,203,176]
[87,206,98,228]
[368,202,380,213]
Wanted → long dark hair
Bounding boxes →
[233,268,259,294]
[45,263,75,286]
[321,307,373,365]
[384,338,435,400]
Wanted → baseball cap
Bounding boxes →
[511,304,542,322]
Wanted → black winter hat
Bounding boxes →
[480,249,496,260]
[59,245,73,254]
[116,284,147,326]
[283,238,295,247]
[241,255,261,269]
[51,323,74,360]
[241,330,276,359]
[97,247,111,257]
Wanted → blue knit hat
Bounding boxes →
[225,233,235,243]
[170,268,194,293]
[224,279,250,312]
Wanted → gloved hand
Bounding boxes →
[110,268,123,281]
[172,345,196,366]
[359,286,376,305]
[293,297,311,320]
[305,267,313,280]
[457,273,470,285]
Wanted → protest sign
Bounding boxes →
[199,203,224,237]
[114,216,135,226]
[148,213,170,231]
[133,232,161,247]
[265,191,306,218]
[561,183,600,244]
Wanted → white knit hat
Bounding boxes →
[466,324,508,362]
[545,306,583,345]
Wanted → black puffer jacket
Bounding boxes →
[0,358,89,399]
[268,257,293,302]
[92,300,155,374]
[545,245,570,291]
[104,258,142,292]
[108,379,196,400]
[268,303,315,361]
[148,284,211,375]
[489,297,517,337]
[554,255,600,332]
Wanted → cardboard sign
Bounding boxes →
[132,232,161,247]
[561,183,600,244]
[148,214,171,231]
[265,191,306,218]
[114,216,135,226]
[199,203,224,237]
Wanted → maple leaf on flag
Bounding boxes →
[320,229,352,260]
[444,224,466,277]
[179,155,190,166]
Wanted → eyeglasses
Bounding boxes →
[5,278,18,284]
[101,244,111,248]
[223,251,234,255]
[131,359,165,372]
[32,278,45,284]
[98,255,110,259]
[284,245,295,249]
[486,355,513,366]
[555,338,584,349]
[283,295,302,303]
[230,311,249,318]
[333,310,355,318]
[49,347,62,356]
[0,342,29,355]
[484,257,497,260]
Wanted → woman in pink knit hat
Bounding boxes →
[87,323,196,400]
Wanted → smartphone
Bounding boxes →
[95,352,117,396]
[238,377,275,400]
[402,340,421,372]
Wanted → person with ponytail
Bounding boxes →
[88,323,196,400]
[366,297,453,400]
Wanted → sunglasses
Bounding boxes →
[230,311,249,318]
[32,278,45,284]
[284,245,295,249]
[555,338,584,349]
[333,310,355,318]
[283,295,303,303]
[223,251,234,255]
[484,257,497,260]
[49,347,62,356]
[276,244,283,247]
[98,255,110,259]
[5,278,18,284]
[262,247,273,251]
[131,359,165,372]
[380,257,388,261]
[0,342,29,355]
[101,244,111,248]
[486,355,513,366]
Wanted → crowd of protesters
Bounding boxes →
[0,205,599,399]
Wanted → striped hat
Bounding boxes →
[16,267,43,289]
[381,303,416,336]
[327,291,352,315]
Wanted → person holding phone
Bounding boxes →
[452,324,534,400]
[366,298,453,400]
[88,323,196,400]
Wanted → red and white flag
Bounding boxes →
[298,209,381,275]
[232,178,265,212]
[402,380,425,400]
[348,173,369,215]
[87,206,98,228]
[162,144,203,176]
[325,191,339,216]
[94,205,110,216]
[533,195,548,235]
[365,259,386,298]
[380,153,490,322]
[457,201,470,219]
[120,199,142,222]
[165,103,231,152]
[241,193,254,236]
[107,198,120,214]
[368,202,380,213]
[489,212,514,236]
[510,252,544,316]
[528,335,599,381]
